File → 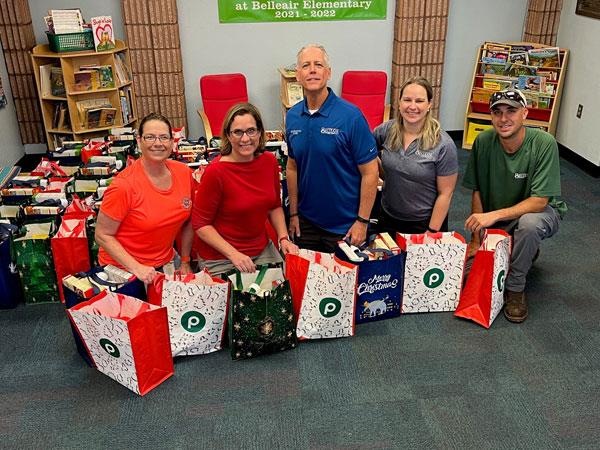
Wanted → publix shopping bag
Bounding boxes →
[227,265,297,360]
[454,230,512,328]
[286,250,357,340]
[147,270,229,357]
[63,265,146,367]
[51,218,91,303]
[397,232,467,313]
[67,291,173,396]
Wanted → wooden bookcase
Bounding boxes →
[462,41,569,150]
[31,39,137,149]
[278,67,304,126]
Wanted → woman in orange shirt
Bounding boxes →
[96,112,194,283]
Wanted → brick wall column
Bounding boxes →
[0,0,44,144]
[122,0,187,129]
[523,0,563,46]
[391,0,449,119]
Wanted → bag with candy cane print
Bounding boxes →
[397,231,467,313]
[286,249,357,340]
[67,291,173,396]
[147,270,229,357]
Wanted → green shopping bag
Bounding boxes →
[227,265,297,360]
[13,222,60,303]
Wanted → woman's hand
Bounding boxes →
[179,261,192,275]
[280,238,299,255]
[132,263,158,284]
[230,251,256,273]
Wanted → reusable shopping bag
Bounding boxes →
[454,229,512,328]
[397,231,467,313]
[147,270,229,357]
[67,291,173,396]
[51,218,91,302]
[334,236,406,324]
[227,265,297,360]
[13,221,60,303]
[0,223,22,308]
[286,249,357,340]
[63,265,146,366]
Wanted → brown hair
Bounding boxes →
[386,76,441,151]
[138,112,173,137]
[220,102,266,157]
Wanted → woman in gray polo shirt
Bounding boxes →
[374,76,458,235]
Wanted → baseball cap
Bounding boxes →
[489,89,527,110]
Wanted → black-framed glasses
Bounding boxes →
[142,134,172,143]
[489,90,526,107]
[229,128,259,138]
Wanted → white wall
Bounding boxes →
[0,45,24,166]
[556,0,600,166]
[439,0,528,130]
[178,0,396,138]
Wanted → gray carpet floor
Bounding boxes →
[1,147,599,450]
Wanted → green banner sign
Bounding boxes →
[218,0,387,23]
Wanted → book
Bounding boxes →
[286,82,304,105]
[528,47,560,68]
[483,42,511,52]
[73,71,93,91]
[518,75,546,93]
[77,65,114,89]
[482,78,515,91]
[483,50,509,61]
[50,9,83,34]
[86,108,102,128]
[505,63,538,77]
[91,16,116,52]
[113,53,130,84]
[50,67,65,97]
[466,121,493,146]
[99,108,117,127]
[480,62,507,76]
[39,64,54,97]
[481,56,508,65]
[508,52,529,65]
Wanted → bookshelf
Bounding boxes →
[462,41,569,150]
[278,67,304,126]
[31,39,137,149]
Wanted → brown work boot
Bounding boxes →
[504,290,528,323]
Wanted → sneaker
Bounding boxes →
[504,290,528,323]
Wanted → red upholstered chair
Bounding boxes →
[341,70,390,131]
[197,73,248,140]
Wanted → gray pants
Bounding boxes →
[488,205,561,292]
[196,241,283,277]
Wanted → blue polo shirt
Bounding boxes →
[286,88,377,234]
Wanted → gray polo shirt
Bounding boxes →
[373,120,458,221]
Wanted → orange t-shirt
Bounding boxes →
[99,158,193,268]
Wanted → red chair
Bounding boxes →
[341,71,390,131]
[197,73,248,141]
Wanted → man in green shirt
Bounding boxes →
[463,89,565,323]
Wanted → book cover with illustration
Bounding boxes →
[91,16,116,52]
[528,47,560,68]
[517,75,546,93]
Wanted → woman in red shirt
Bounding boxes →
[192,103,298,275]
[96,113,194,283]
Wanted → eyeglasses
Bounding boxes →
[489,90,527,107]
[229,128,259,138]
[142,134,172,143]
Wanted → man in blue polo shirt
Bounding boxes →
[285,44,379,252]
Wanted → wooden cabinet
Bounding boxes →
[31,40,137,149]
[278,67,304,126]
[463,41,568,150]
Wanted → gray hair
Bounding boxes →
[296,43,330,68]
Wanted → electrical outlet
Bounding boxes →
[577,104,583,118]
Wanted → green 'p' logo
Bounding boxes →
[319,297,341,318]
[100,338,120,358]
[497,270,506,292]
[181,311,206,333]
[423,268,444,288]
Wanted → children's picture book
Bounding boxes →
[100,108,117,127]
[50,9,84,34]
[73,71,93,91]
[91,16,116,52]
[505,63,538,77]
[480,63,507,76]
[484,50,509,61]
[508,52,529,65]
[483,42,511,52]
[528,47,560,68]
[510,44,535,53]
[518,75,546,93]
[50,67,65,97]
[286,82,304,105]
[481,56,508,65]
[482,77,516,91]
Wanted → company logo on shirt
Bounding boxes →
[320,127,339,135]
[182,197,192,209]
[514,173,528,179]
